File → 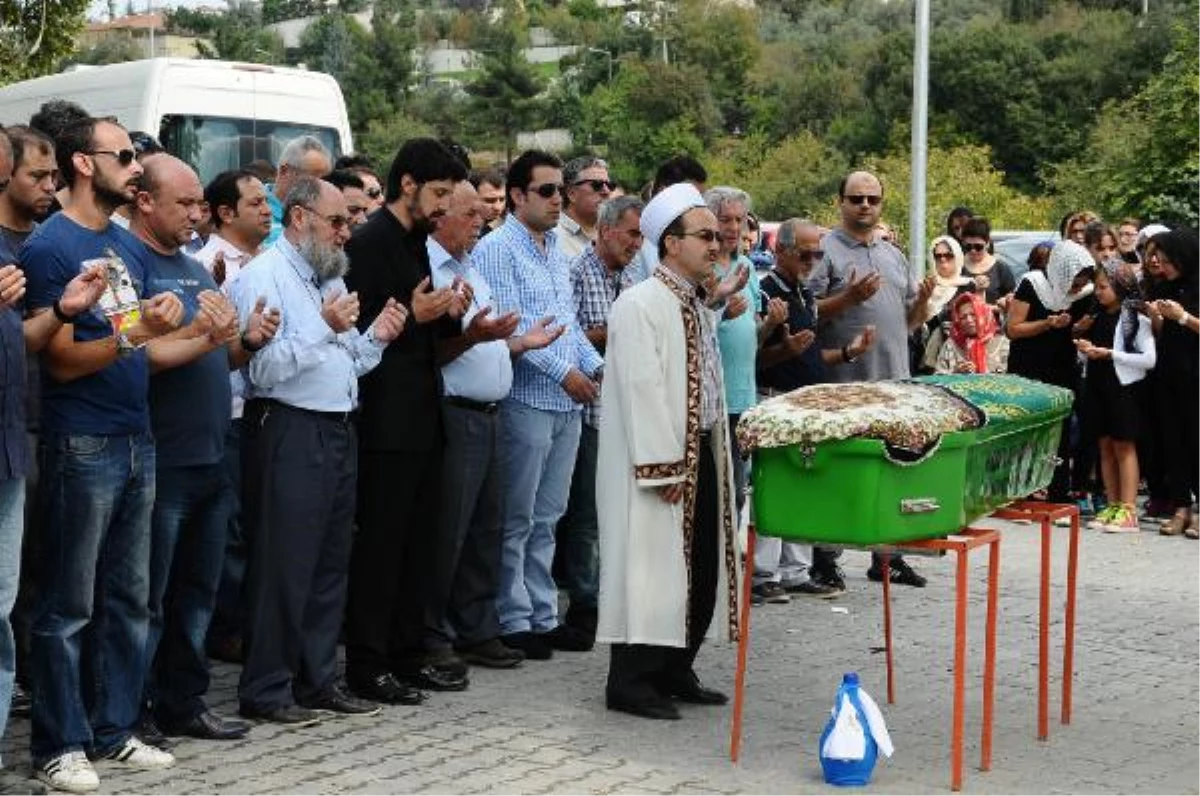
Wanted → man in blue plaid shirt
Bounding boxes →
[556,195,644,646]
[473,150,604,661]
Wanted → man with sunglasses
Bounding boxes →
[753,219,875,603]
[597,182,741,720]
[555,156,613,260]
[474,149,604,661]
[231,176,407,727]
[20,116,189,792]
[807,170,935,591]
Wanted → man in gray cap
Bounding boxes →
[595,183,741,721]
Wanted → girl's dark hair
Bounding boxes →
[1150,228,1199,287]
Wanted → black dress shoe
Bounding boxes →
[346,672,427,706]
[606,692,680,720]
[423,648,470,677]
[457,638,524,669]
[137,714,174,750]
[299,685,382,716]
[661,672,729,705]
[867,556,927,588]
[542,624,593,652]
[162,710,251,740]
[564,604,598,635]
[10,682,31,718]
[395,664,469,692]
[238,703,321,728]
[500,631,553,660]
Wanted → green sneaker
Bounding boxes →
[1102,504,1140,534]
[1087,504,1120,530]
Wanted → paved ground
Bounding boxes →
[6,516,1198,794]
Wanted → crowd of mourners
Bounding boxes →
[0,99,1196,793]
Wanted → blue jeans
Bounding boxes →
[0,478,25,766]
[31,433,154,764]
[145,463,229,724]
[496,400,580,635]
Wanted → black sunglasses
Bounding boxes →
[676,229,719,243]
[573,178,616,193]
[796,248,825,261]
[961,242,988,253]
[528,182,564,199]
[365,187,382,199]
[89,148,137,167]
[844,194,882,206]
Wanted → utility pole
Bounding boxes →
[148,0,155,58]
[908,0,929,281]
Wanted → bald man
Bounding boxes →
[132,154,280,744]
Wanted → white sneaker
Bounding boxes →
[37,751,100,794]
[102,736,176,770]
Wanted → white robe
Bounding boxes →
[596,269,741,648]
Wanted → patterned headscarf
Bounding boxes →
[1102,256,1143,354]
[947,292,997,373]
[1021,240,1095,311]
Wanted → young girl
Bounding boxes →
[1074,261,1157,532]
[935,292,1009,374]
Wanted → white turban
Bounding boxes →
[640,182,708,247]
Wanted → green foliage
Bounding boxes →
[65,35,145,67]
[464,19,545,160]
[668,0,760,130]
[193,1,285,63]
[355,113,435,169]
[1049,21,1200,226]
[0,0,89,83]
[865,143,1058,246]
[707,131,849,222]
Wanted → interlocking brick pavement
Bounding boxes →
[4,517,1197,794]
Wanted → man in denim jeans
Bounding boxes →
[20,117,186,793]
[0,127,111,794]
[473,150,604,661]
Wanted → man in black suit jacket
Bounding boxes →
[342,139,469,703]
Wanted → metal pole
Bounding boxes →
[148,0,155,58]
[908,0,930,281]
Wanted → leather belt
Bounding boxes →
[261,399,353,424]
[444,395,500,414]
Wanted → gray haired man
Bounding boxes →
[265,136,333,246]
[555,156,614,259]
[557,195,644,644]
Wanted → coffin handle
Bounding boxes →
[900,497,941,514]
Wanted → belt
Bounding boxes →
[444,395,500,414]
[261,399,354,424]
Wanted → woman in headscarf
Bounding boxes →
[916,235,972,373]
[935,292,1009,374]
[1007,240,1097,501]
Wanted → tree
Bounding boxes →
[464,20,545,162]
[706,131,848,221]
[193,1,285,63]
[668,0,761,131]
[0,0,90,84]
[66,35,146,67]
[1049,22,1200,226]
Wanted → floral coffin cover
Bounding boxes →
[736,375,1072,463]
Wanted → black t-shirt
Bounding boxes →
[965,259,1017,305]
[1154,277,1199,384]
[1007,279,1081,389]
[757,269,828,392]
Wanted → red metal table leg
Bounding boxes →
[1062,509,1080,725]
[730,526,756,763]
[883,556,895,705]
[951,548,968,792]
[1037,516,1051,741]
[981,537,1000,773]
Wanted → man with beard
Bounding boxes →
[425,180,564,671]
[21,116,186,792]
[231,176,407,726]
[342,138,469,703]
[556,195,644,646]
[474,150,604,661]
[134,154,279,746]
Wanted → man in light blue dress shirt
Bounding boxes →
[229,177,407,727]
[473,150,603,661]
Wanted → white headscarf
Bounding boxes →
[926,234,971,318]
[1021,240,1095,311]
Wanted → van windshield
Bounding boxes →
[159,114,342,186]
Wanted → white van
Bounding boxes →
[0,58,353,185]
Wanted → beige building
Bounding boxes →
[80,13,209,59]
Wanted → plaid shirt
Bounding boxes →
[474,215,603,413]
[572,245,636,428]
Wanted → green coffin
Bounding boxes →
[748,375,1073,545]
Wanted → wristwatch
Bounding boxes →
[841,344,858,364]
[115,330,139,357]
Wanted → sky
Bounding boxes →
[87,0,226,20]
